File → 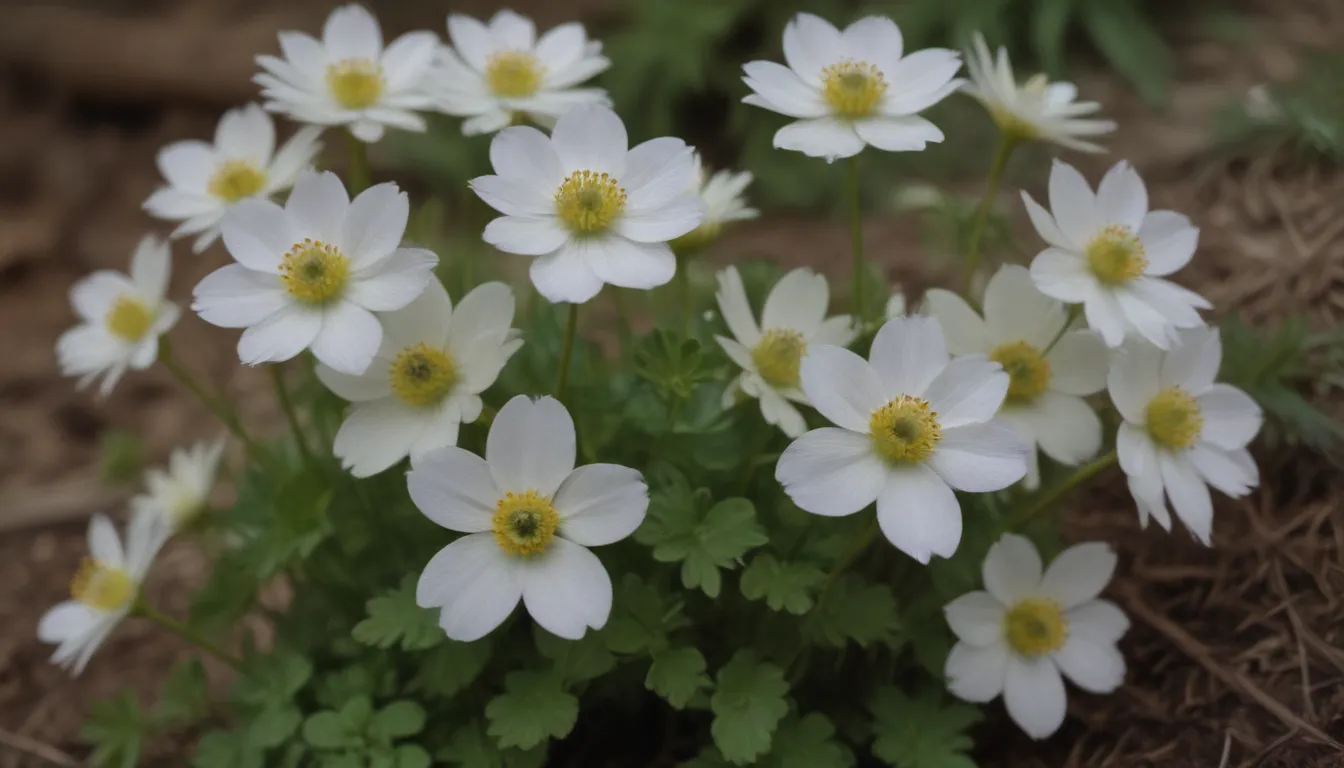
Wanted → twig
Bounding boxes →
[0,728,81,767]
[1217,730,1232,768]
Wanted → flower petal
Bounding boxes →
[1067,599,1130,644]
[324,4,382,61]
[762,268,828,336]
[840,16,904,75]
[489,126,565,191]
[551,105,627,176]
[333,398,425,477]
[447,14,494,71]
[1047,159,1100,247]
[221,198,296,273]
[876,463,961,563]
[518,538,612,641]
[1053,636,1125,693]
[470,175,555,217]
[799,345,886,432]
[775,427,886,517]
[1094,160,1147,231]
[39,601,98,644]
[343,182,410,268]
[944,591,1005,646]
[1039,542,1117,609]
[483,215,569,256]
[237,303,322,365]
[215,103,274,163]
[1197,384,1262,451]
[315,361,393,402]
[781,13,843,83]
[1107,342,1163,424]
[923,358,1009,429]
[982,533,1042,606]
[446,281,516,353]
[853,115,945,151]
[1159,452,1214,544]
[487,395,575,496]
[380,277,452,348]
[285,170,349,245]
[1045,330,1108,396]
[530,246,604,304]
[928,420,1027,492]
[945,641,1009,703]
[715,266,761,347]
[88,514,124,567]
[1139,210,1199,276]
[554,464,648,546]
[580,237,676,290]
[1021,191,1075,250]
[1029,248,1093,303]
[870,315,949,398]
[1014,392,1103,466]
[615,196,704,243]
[773,118,864,159]
[1004,655,1067,740]
[311,301,382,375]
[407,446,499,532]
[1188,443,1256,497]
[157,140,216,192]
[983,265,1065,349]
[191,265,287,329]
[349,247,436,311]
[1160,326,1221,394]
[741,61,827,119]
[417,533,521,642]
[921,288,987,355]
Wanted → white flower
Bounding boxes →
[885,289,907,320]
[715,266,856,437]
[143,104,323,253]
[672,155,758,252]
[1109,327,1263,543]
[131,438,227,535]
[741,14,962,161]
[944,534,1129,740]
[924,266,1109,489]
[255,4,439,143]
[38,513,164,675]
[430,10,611,136]
[57,235,180,396]
[317,280,522,477]
[775,316,1028,563]
[1025,160,1210,349]
[962,33,1115,152]
[409,395,648,641]
[192,171,438,376]
[470,105,706,304]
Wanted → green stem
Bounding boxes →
[345,129,370,194]
[134,599,241,670]
[733,417,771,496]
[964,133,1020,297]
[611,288,633,355]
[159,339,267,462]
[1042,304,1083,355]
[269,365,314,465]
[787,516,880,680]
[1006,450,1117,533]
[676,254,692,337]
[846,155,866,322]
[647,395,685,468]
[555,302,579,401]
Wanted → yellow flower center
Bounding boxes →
[989,340,1052,402]
[207,160,268,202]
[280,239,350,304]
[1004,598,1068,656]
[326,58,384,109]
[484,51,545,98]
[751,330,806,389]
[555,170,626,234]
[1085,225,1148,286]
[869,395,943,464]
[106,296,153,341]
[492,490,560,557]
[821,60,887,120]
[71,558,135,612]
[389,342,458,407]
[1146,386,1203,450]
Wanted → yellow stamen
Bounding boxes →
[869,395,942,464]
[751,329,806,389]
[71,558,135,612]
[989,341,1052,402]
[1146,387,1203,450]
[389,342,458,407]
[280,239,350,304]
[1085,225,1147,286]
[491,490,560,557]
[555,170,626,234]
[485,51,545,98]
[821,60,887,120]
[326,59,384,109]
[207,160,267,202]
[106,296,153,341]
[1004,598,1068,656]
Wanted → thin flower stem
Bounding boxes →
[611,288,633,355]
[733,417,771,496]
[1042,304,1083,355]
[159,339,268,462]
[676,255,693,337]
[1006,450,1118,533]
[846,155,866,322]
[269,365,314,465]
[647,394,684,468]
[786,515,880,680]
[134,599,241,670]
[555,302,580,401]
[964,133,1020,297]
[345,130,371,194]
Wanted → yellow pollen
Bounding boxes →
[389,343,458,407]
[280,239,350,304]
[326,58,384,109]
[71,558,135,612]
[1085,225,1148,286]
[1004,598,1068,656]
[869,395,942,464]
[821,60,887,119]
[207,160,267,202]
[106,296,153,341]
[484,51,545,98]
[751,330,806,389]
[989,341,1052,402]
[555,170,626,234]
[491,490,560,557]
[1146,387,1203,450]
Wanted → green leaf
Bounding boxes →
[1030,0,1077,77]
[808,574,899,648]
[410,638,493,700]
[535,627,616,684]
[438,722,548,768]
[763,713,854,768]
[233,648,312,709]
[639,494,768,598]
[870,688,982,768]
[396,744,433,768]
[304,711,358,750]
[242,466,334,579]
[633,329,718,401]
[154,658,209,728]
[315,664,387,710]
[485,671,579,750]
[740,554,826,615]
[353,575,444,651]
[603,573,688,656]
[371,701,427,741]
[247,704,304,749]
[193,730,265,768]
[81,692,148,768]
[1078,0,1172,105]
[680,746,734,768]
[709,651,790,765]
[99,428,143,485]
[646,647,712,709]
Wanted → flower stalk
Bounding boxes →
[159,338,267,462]
[134,598,241,670]
[963,134,1020,297]
[345,129,371,194]
[555,302,580,401]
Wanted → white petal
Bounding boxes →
[447,14,495,71]
[267,126,325,191]
[332,398,424,477]
[349,119,386,143]
[315,361,392,402]
[879,49,962,114]
[1039,542,1116,609]
[483,216,569,256]
[943,591,1006,646]
[1114,289,1177,349]
[144,188,218,220]
[983,265,1065,348]
[324,4,383,61]
[1067,599,1130,644]
[1045,330,1108,396]
[853,115,945,151]
[126,237,170,301]
[922,358,1009,429]
[982,534,1042,606]
[215,103,274,163]
[782,13,843,83]
[799,345,886,432]
[840,16,904,75]
[1107,343,1163,423]
[715,266,761,347]
[812,315,858,346]
[762,268,828,336]
[551,105,626,176]
[285,170,350,245]
[1197,384,1261,450]
[488,126,565,191]
[1160,326,1220,394]
[1129,278,1209,329]
[156,140,216,192]
[530,246,604,304]
[311,301,382,375]
[1029,248,1093,303]
[1117,422,1158,481]
[487,395,575,495]
[237,303,321,365]
[88,514,124,567]
[1047,160,1100,247]
[580,237,676,290]
[1021,191,1075,250]
[1003,655,1067,740]
[945,641,1009,703]
[740,61,828,119]
[1094,161,1147,231]
[446,281,516,353]
[876,464,961,563]
[535,22,587,72]
[520,538,612,639]
[1188,443,1255,497]
[488,9,535,49]
[775,427,886,517]
[1084,289,1130,349]
[348,247,436,311]
[192,264,287,329]
[343,182,410,268]
[554,464,648,546]
[928,421,1027,492]
[759,388,808,437]
[1053,636,1125,693]
[380,277,452,348]
[39,602,98,643]
[869,315,949,398]
[221,199,295,273]
[470,175,554,217]
[409,402,465,463]
[381,32,439,90]
[1139,211,1198,276]
[1015,392,1103,466]
[621,138,694,210]
[615,196,704,243]
[417,534,521,642]
[1159,452,1214,544]
[921,289,987,354]
[407,446,499,532]
[773,118,864,160]
[717,336,755,373]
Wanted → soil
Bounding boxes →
[1,0,1342,766]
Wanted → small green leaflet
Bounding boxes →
[352,575,444,651]
[646,647,712,709]
[535,626,616,684]
[740,554,826,615]
[709,651,790,765]
[869,688,981,768]
[602,573,688,656]
[81,692,148,768]
[485,671,579,750]
[438,721,547,768]
[154,658,209,728]
[807,574,899,648]
[192,730,265,768]
[762,713,854,768]
[410,638,492,700]
[231,648,312,749]
[637,492,768,598]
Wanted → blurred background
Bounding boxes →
[1,0,1342,765]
